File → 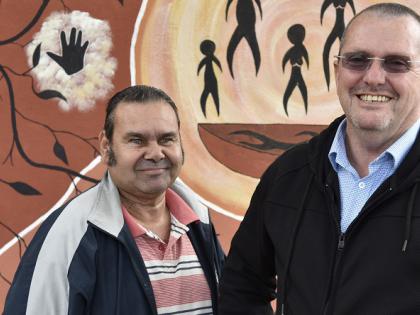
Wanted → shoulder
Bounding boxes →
[261,117,343,185]
[4,184,102,314]
[171,179,210,225]
[263,141,312,183]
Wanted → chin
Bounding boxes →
[138,183,170,195]
[351,114,391,132]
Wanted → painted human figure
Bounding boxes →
[226,0,262,78]
[197,40,222,117]
[282,24,309,116]
[321,0,356,90]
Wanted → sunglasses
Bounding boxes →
[335,53,420,73]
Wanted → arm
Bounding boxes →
[303,47,309,69]
[4,208,96,315]
[219,166,277,315]
[226,0,234,21]
[4,211,64,314]
[348,0,356,16]
[255,0,263,19]
[282,50,291,72]
[212,56,223,72]
[320,0,333,25]
[197,59,206,75]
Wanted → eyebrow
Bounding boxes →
[343,50,412,58]
[124,131,178,139]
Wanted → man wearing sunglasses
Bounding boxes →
[219,3,420,315]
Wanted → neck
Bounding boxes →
[344,127,397,178]
[120,190,171,242]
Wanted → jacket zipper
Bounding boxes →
[338,233,345,250]
[321,181,393,314]
[322,233,346,315]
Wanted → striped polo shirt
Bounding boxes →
[122,188,213,315]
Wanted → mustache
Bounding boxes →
[135,159,172,170]
[351,86,397,97]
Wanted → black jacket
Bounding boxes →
[219,117,420,315]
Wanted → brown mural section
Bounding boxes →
[198,123,326,178]
[0,0,141,309]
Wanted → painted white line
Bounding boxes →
[130,0,149,85]
[1,0,243,257]
[0,156,102,256]
[0,1,149,257]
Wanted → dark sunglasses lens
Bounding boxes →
[343,55,369,71]
[384,57,410,73]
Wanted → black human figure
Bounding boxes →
[47,27,89,75]
[226,0,262,78]
[321,0,355,90]
[282,24,309,117]
[197,40,222,117]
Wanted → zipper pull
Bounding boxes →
[338,233,345,250]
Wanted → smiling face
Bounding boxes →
[99,101,183,201]
[334,13,420,144]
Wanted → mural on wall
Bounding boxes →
[1,0,420,309]
[0,0,139,305]
[321,0,356,90]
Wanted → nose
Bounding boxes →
[144,142,165,161]
[362,59,386,86]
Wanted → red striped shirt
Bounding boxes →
[122,189,213,315]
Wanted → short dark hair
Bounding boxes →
[104,85,180,141]
[339,3,420,53]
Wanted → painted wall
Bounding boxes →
[1,0,419,309]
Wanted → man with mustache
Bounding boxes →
[219,3,420,314]
[5,85,224,315]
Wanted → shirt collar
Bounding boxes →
[329,118,420,173]
[385,119,420,170]
[328,119,347,172]
[122,188,199,238]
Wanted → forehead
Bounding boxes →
[342,14,420,56]
[113,101,179,133]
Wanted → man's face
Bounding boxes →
[99,101,183,200]
[334,14,420,142]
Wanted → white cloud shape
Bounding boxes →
[26,10,117,111]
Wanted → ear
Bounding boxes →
[98,130,110,164]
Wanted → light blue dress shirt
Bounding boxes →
[328,119,420,232]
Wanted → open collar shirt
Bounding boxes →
[122,189,213,315]
[328,118,420,232]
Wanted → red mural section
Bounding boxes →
[0,0,141,308]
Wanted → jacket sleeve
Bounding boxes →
[3,207,97,315]
[218,163,277,315]
[3,210,62,315]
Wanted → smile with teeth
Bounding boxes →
[358,94,391,102]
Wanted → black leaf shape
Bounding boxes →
[9,181,41,196]
[37,90,67,102]
[53,140,69,164]
[118,0,124,4]
[32,43,41,67]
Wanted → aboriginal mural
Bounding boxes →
[1,0,419,309]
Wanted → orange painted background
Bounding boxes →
[1,0,419,310]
